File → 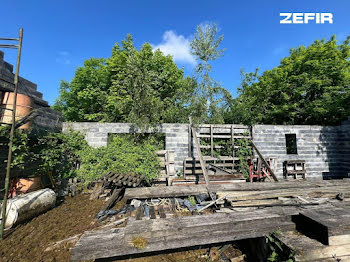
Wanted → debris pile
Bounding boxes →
[90,171,146,200]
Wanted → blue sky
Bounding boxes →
[1,0,349,105]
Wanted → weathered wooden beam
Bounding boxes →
[297,208,350,245]
[276,230,350,261]
[189,117,210,187]
[124,180,350,199]
[218,185,350,201]
[251,141,278,181]
[70,210,295,261]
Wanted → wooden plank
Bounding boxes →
[158,205,166,219]
[198,124,249,128]
[149,206,156,219]
[70,211,295,261]
[297,208,350,245]
[124,180,350,199]
[210,124,213,157]
[197,134,232,139]
[136,206,143,220]
[189,117,210,187]
[186,156,237,161]
[251,141,278,181]
[218,186,350,201]
[262,169,273,182]
[185,162,236,168]
[276,231,350,261]
[101,188,124,211]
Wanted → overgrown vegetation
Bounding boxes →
[77,135,161,182]
[235,138,252,178]
[227,36,350,125]
[0,128,163,182]
[0,126,87,179]
[1,127,161,183]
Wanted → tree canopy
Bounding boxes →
[227,36,350,125]
[55,33,350,127]
[54,35,198,127]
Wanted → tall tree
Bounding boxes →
[53,58,110,122]
[54,34,196,127]
[106,34,196,128]
[228,36,350,125]
[190,22,231,123]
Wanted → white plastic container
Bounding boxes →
[0,188,56,230]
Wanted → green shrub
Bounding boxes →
[235,138,252,178]
[77,135,160,183]
[33,130,88,178]
[0,127,87,178]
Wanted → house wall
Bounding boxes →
[63,119,350,180]
[252,121,350,180]
[63,122,189,174]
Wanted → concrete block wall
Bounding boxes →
[253,124,350,180]
[64,120,350,179]
[63,122,189,173]
[340,117,350,176]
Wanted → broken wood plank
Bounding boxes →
[198,195,227,212]
[262,169,273,182]
[45,234,81,252]
[101,188,124,212]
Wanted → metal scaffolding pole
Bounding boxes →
[0,28,23,239]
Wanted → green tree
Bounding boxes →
[53,58,111,122]
[54,34,197,128]
[106,34,196,128]
[190,22,231,123]
[228,36,350,125]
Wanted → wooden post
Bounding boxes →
[0,28,23,239]
[231,125,234,172]
[210,124,213,157]
[189,117,210,187]
[188,124,192,157]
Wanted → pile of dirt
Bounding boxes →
[0,194,105,262]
